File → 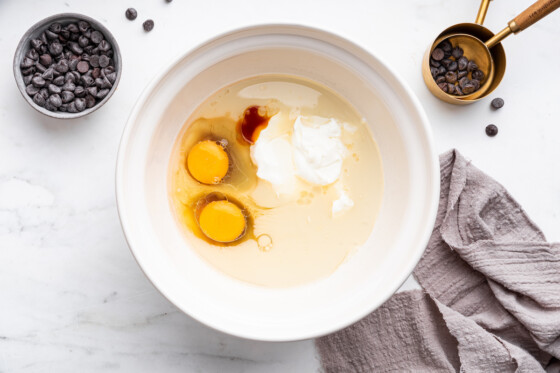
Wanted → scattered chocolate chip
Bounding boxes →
[126,8,138,20]
[485,124,498,137]
[491,97,504,109]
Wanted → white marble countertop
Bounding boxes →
[1,0,559,371]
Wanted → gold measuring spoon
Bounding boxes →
[423,0,560,105]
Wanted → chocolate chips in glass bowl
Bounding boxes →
[14,14,121,118]
[430,39,486,97]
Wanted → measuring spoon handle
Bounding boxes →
[511,0,560,33]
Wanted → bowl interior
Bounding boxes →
[117,25,438,341]
[13,13,122,119]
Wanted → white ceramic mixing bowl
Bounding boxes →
[116,24,439,341]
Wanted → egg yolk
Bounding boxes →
[187,140,229,184]
[198,200,246,243]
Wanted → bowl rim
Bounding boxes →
[13,12,122,119]
[116,23,439,341]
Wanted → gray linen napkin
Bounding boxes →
[316,150,560,372]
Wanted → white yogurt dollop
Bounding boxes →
[250,113,354,216]
[292,116,347,186]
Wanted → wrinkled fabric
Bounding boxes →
[316,150,560,372]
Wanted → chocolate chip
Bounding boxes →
[21,57,35,69]
[36,63,47,74]
[23,75,33,85]
[86,86,98,97]
[31,76,46,87]
[89,55,100,68]
[447,83,455,95]
[435,75,446,84]
[437,66,446,76]
[459,77,470,89]
[78,35,90,48]
[48,42,63,56]
[458,70,468,79]
[445,71,457,84]
[67,23,79,33]
[485,124,498,137]
[106,72,117,84]
[75,98,87,112]
[62,81,76,92]
[437,40,452,54]
[61,90,75,103]
[45,30,59,40]
[441,59,452,69]
[438,83,448,93]
[472,69,485,81]
[53,76,65,86]
[491,98,504,109]
[77,61,90,73]
[91,68,101,79]
[67,102,78,113]
[126,8,138,20]
[455,86,464,96]
[55,60,69,73]
[448,61,458,71]
[81,75,94,87]
[49,22,62,33]
[90,30,103,44]
[39,54,52,66]
[27,49,39,61]
[98,40,111,52]
[85,95,96,108]
[431,48,444,61]
[69,59,79,71]
[451,47,463,59]
[78,21,90,33]
[74,86,86,98]
[33,93,46,107]
[26,84,40,96]
[40,88,49,99]
[457,57,468,71]
[97,88,110,99]
[99,55,110,68]
[67,42,83,55]
[30,39,43,50]
[467,61,478,72]
[462,83,476,94]
[430,58,441,68]
[471,79,480,91]
[42,68,54,81]
[48,94,62,108]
